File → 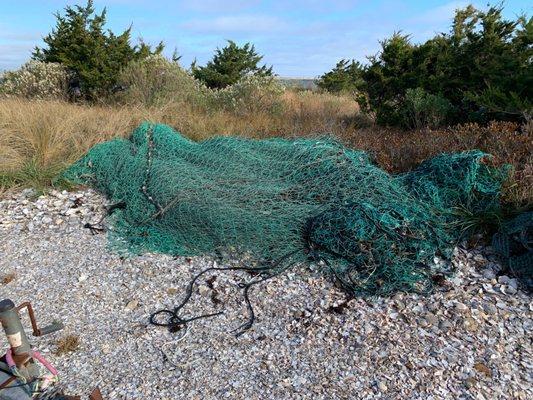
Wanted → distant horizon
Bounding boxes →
[1,0,530,77]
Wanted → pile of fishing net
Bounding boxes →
[64,122,510,295]
[492,211,533,291]
[64,122,509,331]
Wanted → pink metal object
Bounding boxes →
[31,350,58,376]
[5,348,58,375]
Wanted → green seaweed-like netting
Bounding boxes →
[492,211,532,290]
[64,122,509,296]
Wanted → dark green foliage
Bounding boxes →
[316,59,365,93]
[492,212,532,291]
[323,5,532,127]
[402,88,453,129]
[372,5,531,126]
[64,123,509,296]
[192,40,273,89]
[33,0,163,99]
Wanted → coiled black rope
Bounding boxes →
[148,210,361,336]
[149,250,299,337]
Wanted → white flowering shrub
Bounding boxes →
[117,55,208,107]
[211,75,285,115]
[0,61,71,100]
[117,57,284,116]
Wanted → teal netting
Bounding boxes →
[492,211,532,290]
[64,122,509,296]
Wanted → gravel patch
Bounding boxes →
[1,189,531,399]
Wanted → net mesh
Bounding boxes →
[63,122,509,296]
[492,211,532,290]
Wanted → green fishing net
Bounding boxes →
[492,211,532,290]
[64,122,509,296]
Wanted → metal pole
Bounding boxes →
[0,300,31,357]
[0,299,40,385]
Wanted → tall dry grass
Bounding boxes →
[0,100,141,190]
[0,91,359,190]
[1,96,530,209]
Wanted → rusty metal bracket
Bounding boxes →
[15,302,64,337]
[0,375,17,390]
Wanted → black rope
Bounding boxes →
[83,222,105,234]
[149,250,299,336]
[83,201,126,234]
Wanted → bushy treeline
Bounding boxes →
[1,2,531,130]
[318,5,532,128]
[117,56,283,115]
[191,40,272,89]
[0,1,274,102]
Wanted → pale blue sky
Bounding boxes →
[0,0,530,77]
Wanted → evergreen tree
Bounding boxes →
[192,40,272,89]
[321,4,531,127]
[33,0,164,99]
[316,59,364,93]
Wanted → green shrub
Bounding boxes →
[402,88,453,129]
[192,40,273,89]
[321,5,531,127]
[468,86,532,122]
[33,0,163,99]
[116,57,284,115]
[316,59,365,94]
[0,61,71,100]
[116,55,207,107]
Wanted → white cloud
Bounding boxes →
[0,25,43,70]
[270,0,360,13]
[0,44,34,71]
[0,32,41,42]
[179,0,260,13]
[181,15,289,33]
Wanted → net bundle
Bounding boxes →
[64,122,509,297]
[492,211,532,291]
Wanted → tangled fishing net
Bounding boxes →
[64,123,509,331]
[492,211,533,291]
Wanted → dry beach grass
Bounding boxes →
[1,96,530,208]
[0,92,357,190]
